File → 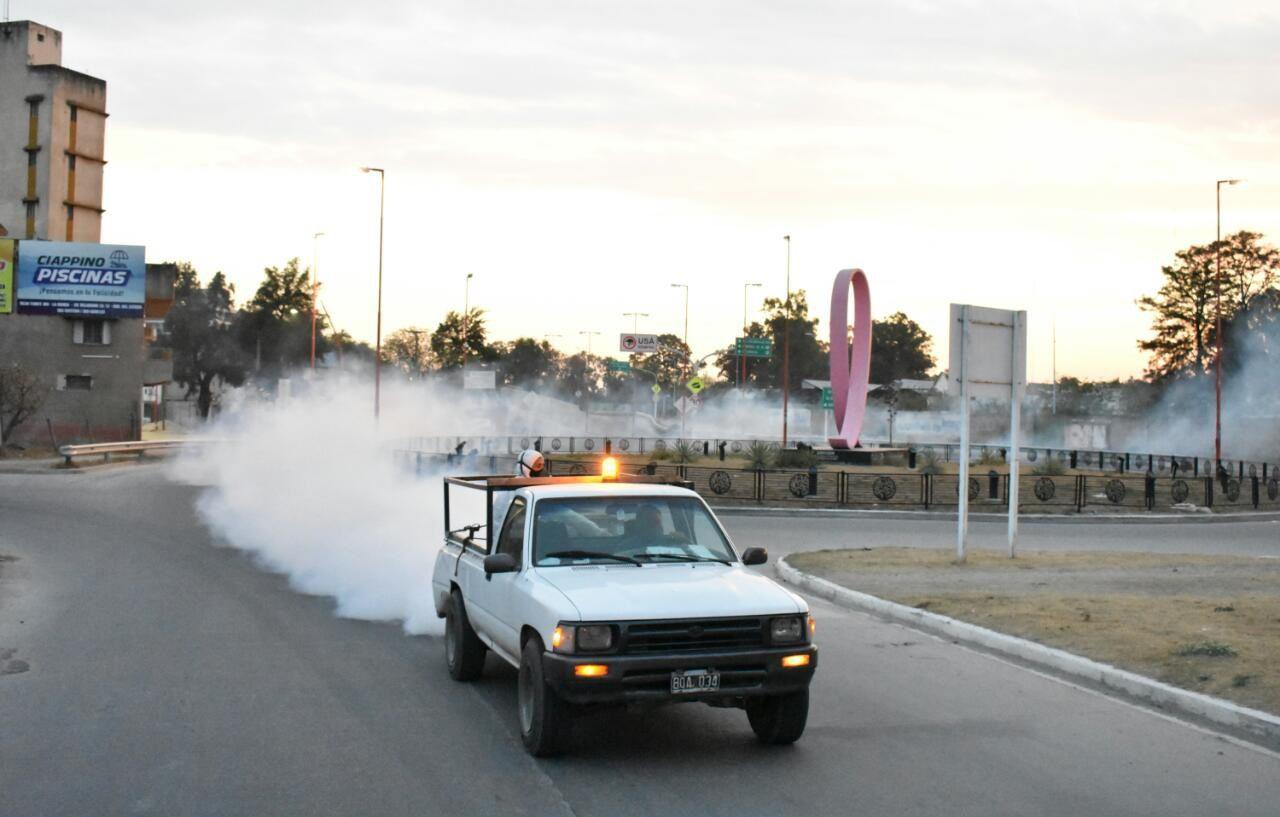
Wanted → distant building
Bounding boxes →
[0,20,107,242]
[0,22,174,450]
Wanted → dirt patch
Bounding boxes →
[791,547,1280,715]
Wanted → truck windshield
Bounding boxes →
[532,496,736,567]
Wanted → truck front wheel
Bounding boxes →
[518,636,571,756]
[746,689,809,745]
[445,590,486,681]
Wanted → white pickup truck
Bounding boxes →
[431,467,818,756]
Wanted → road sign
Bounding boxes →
[686,377,704,395]
[674,396,693,415]
[735,337,773,357]
[651,383,662,395]
[620,333,659,354]
[821,386,833,410]
[606,359,631,372]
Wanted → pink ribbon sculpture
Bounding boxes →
[828,268,872,449]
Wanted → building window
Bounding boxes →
[64,375,93,391]
[73,319,110,345]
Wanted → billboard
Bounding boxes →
[16,241,146,317]
[0,239,13,314]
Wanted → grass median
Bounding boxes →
[790,547,1280,715]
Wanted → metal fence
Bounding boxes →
[401,434,1278,482]
[393,449,1280,513]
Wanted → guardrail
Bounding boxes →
[58,439,207,465]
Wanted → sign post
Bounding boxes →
[949,304,1027,561]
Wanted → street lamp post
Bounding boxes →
[671,283,690,437]
[310,231,324,371]
[623,311,649,334]
[1215,178,1242,464]
[462,272,474,370]
[741,281,762,387]
[782,235,791,446]
[360,167,385,419]
[578,330,600,433]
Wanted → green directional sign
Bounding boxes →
[821,386,834,410]
[606,359,631,372]
[735,337,774,357]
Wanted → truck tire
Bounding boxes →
[746,689,809,745]
[445,590,486,681]
[518,636,571,756]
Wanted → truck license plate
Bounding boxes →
[670,669,720,694]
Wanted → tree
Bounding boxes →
[165,264,248,418]
[382,327,433,378]
[498,338,562,389]
[558,352,606,407]
[430,308,496,369]
[713,290,826,391]
[0,362,47,446]
[633,333,690,390]
[1138,231,1280,382]
[869,311,935,384]
[237,258,324,380]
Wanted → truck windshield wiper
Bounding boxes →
[543,550,641,566]
[636,552,731,566]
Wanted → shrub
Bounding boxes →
[1176,641,1236,658]
[745,440,777,470]
[916,447,943,475]
[650,447,673,461]
[1032,457,1065,476]
[976,448,1003,466]
[778,447,818,469]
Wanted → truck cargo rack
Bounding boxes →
[442,473,695,548]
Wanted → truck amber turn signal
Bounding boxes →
[573,664,609,677]
[781,654,811,668]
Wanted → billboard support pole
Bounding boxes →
[1008,311,1024,558]
[957,306,971,563]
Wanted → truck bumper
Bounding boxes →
[541,645,817,705]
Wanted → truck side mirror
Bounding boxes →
[740,547,768,566]
[484,553,518,575]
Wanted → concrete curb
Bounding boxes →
[777,555,1280,749]
[713,505,1280,525]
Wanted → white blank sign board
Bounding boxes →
[948,304,1027,400]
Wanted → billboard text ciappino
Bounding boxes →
[16,241,146,317]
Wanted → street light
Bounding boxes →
[310,231,325,371]
[670,284,689,347]
[462,273,475,369]
[1215,178,1242,464]
[782,235,791,446]
[360,166,385,420]
[741,281,762,387]
[622,311,649,334]
[578,330,600,356]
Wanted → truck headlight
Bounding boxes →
[576,624,614,652]
[770,616,805,644]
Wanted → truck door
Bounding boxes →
[483,497,528,658]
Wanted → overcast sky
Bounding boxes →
[29,0,1280,380]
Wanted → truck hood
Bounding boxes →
[535,564,805,621]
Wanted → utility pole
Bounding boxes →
[782,235,791,446]
[1214,178,1242,464]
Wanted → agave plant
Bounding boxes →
[672,439,700,463]
[916,447,943,475]
[746,440,778,470]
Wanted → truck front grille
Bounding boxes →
[622,617,765,654]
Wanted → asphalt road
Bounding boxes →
[3,464,1279,817]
